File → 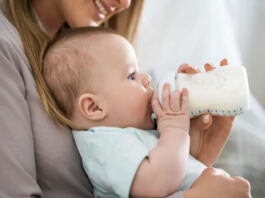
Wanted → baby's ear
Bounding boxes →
[78,93,107,120]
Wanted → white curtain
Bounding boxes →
[135,0,265,197]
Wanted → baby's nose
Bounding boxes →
[143,73,151,88]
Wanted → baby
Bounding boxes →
[43,27,206,198]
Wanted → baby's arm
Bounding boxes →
[130,84,190,198]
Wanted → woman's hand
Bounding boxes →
[183,168,251,198]
[178,59,235,166]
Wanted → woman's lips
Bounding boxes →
[94,0,116,16]
[94,0,107,15]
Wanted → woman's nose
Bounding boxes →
[142,73,151,88]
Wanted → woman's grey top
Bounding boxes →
[0,2,93,197]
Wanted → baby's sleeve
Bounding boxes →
[73,128,149,198]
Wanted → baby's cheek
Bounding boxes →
[126,98,146,117]
[127,104,143,117]
[135,97,149,118]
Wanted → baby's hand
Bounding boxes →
[152,83,190,135]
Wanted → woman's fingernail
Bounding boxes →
[205,63,215,67]
[202,114,210,124]
[179,68,186,73]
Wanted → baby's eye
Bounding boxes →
[128,72,136,80]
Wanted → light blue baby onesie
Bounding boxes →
[73,127,206,198]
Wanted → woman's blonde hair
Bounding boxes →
[4,0,144,127]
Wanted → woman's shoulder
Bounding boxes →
[0,10,31,76]
[0,5,27,59]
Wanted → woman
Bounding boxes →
[0,0,250,197]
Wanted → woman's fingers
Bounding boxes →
[190,114,212,135]
[204,63,215,72]
[220,58,228,66]
[178,63,199,74]
[205,58,229,71]
[180,58,229,74]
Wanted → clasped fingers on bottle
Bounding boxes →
[152,83,190,133]
[161,83,189,114]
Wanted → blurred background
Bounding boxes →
[134,0,265,197]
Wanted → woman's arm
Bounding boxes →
[167,168,251,198]
[0,44,42,197]
[183,168,251,198]
[178,59,234,166]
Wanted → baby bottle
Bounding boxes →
[158,66,250,118]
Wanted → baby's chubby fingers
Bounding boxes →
[170,90,181,112]
[180,88,190,114]
[151,98,163,117]
[152,86,159,101]
[151,87,163,117]
[161,83,171,111]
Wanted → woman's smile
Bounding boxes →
[93,0,116,19]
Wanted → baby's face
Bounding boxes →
[90,34,155,130]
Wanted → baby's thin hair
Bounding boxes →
[43,26,118,120]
